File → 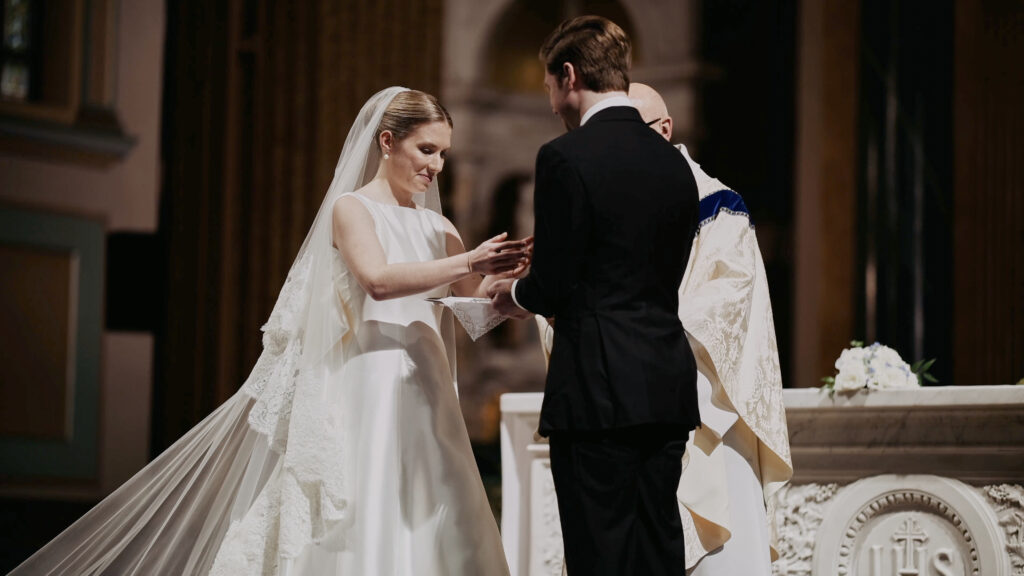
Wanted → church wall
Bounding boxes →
[0,0,165,500]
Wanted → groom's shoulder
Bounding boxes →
[539,123,604,162]
[542,130,578,154]
[535,133,578,169]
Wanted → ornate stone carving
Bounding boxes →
[771,483,840,576]
[983,484,1024,576]
[530,459,564,576]
[502,387,1024,576]
[835,489,982,576]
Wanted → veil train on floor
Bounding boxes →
[9,86,447,576]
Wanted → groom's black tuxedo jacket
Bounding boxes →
[516,105,700,436]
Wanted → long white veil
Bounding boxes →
[9,86,446,575]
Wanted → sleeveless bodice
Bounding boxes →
[333,193,450,336]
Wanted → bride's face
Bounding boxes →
[384,121,452,196]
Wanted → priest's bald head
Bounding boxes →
[628,82,672,141]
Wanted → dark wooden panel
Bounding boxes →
[0,206,102,481]
[856,0,953,382]
[0,244,73,439]
[953,0,1024,385]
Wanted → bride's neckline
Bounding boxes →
[349,192,424,211]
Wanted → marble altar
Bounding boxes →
[500,386,1024,576]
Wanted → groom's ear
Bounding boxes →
[561,62,577,90]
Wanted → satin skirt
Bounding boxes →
[9,320,509,576]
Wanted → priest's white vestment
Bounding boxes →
[672,144,792,575]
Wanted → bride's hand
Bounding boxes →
[468,232,531,275]
[490,235,534,278]
[512,235,534,276]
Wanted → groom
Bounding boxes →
[490,15,700,575]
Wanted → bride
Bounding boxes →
[11,87,524,576]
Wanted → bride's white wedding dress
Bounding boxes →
[10,88,510,576]
[211,193,509,575]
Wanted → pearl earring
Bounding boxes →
[384,152,390,160]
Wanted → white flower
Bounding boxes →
[866,357,888,388]
[867,354,887,374]
[834,360,867,391]
[872,365,909,389]
[835,348,865,372]
[875,345,903,365]
[906,372,921,388]
[826,342,923,392]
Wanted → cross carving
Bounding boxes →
[892,517,929,575]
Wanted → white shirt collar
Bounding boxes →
[579,93,634,126]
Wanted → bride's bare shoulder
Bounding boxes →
[439,214,460,238]
[331,194,374,239]
[335,181,385,212]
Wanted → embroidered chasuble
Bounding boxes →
[673,143,792,569]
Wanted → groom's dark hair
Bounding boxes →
[539,15,631,93]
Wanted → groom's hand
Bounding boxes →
[488,278,533,319]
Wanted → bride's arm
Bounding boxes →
[442,215,532,295]
[443,217,531,298]
[333,196,526,301]
[446,222,484,298]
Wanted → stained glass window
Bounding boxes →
[1,0,37,101]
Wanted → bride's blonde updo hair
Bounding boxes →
[375,90,453,150]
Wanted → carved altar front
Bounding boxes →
[500,386,1024,576]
